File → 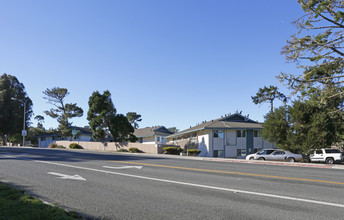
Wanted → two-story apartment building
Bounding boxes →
[166,113,276,158]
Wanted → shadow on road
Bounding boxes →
[0,147,172,163]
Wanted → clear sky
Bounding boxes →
[0,0,304,131]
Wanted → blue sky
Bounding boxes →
[0,0,304,131]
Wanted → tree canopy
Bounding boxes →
[279,0,344,106]
[43,87,83,139]
[87,90,136,142]
[0,74,33,145]
[126,112,142,129]
[261,1,344,153]
[251,86,287,112]
[263,97,343,153]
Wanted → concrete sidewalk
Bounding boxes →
[142,152,344,169]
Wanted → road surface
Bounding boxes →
[1,147,344,219]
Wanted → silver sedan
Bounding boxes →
[252,150,302,162]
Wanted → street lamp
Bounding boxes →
[11,98,27,147]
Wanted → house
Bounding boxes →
[70,126,93,141]
[36,127,93,148]
[134,126,174,146]
[36,133,62,148]
[166,113,276,158]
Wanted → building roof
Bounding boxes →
[33,133,61,138]
[167,113,262,138]
[134,126,173,138]
[71,126,92,135]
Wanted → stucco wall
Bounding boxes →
[198,131,210,157]
[56,141,158,154]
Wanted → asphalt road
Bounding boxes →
[1,147,344,220]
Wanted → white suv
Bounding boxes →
[309,149,343,164]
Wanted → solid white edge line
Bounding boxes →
[34,160,344,209]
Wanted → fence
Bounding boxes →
[55,141,161,154]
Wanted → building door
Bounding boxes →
[246,130,254,155]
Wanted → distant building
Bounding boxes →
[134,126,174,146]
[36,133,62,148]
[36,127,93,148]
[166,113,276,158]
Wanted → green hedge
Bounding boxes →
[117,148,129,152]
[188,149,201,156]
[163,147,182,155]
[69,143,83,149]
[129,147,142,153]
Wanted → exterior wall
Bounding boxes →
[76,135,92,142]
[140,135,169,145]
[254,137,263,149]
[56,141,158,154]
[38,137,61,148]
[225,130,238,158]
[224,130,247,158]
[142,136,155,144]
[262,139,276,149]
[197,130,210,157]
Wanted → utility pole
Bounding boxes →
[11,98,27,146]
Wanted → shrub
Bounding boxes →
[117,148,129,152]
[48,143,58,148]
[163,147,179,155]
[49,143,66,149]
[188,149,201,156]
[129,147,142,153]
[69,143,83,149]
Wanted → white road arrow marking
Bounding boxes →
[48,172,87,181]
[102,165,143,170]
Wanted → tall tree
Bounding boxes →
[263,92,344,153]
[126,112,142,129]
[34,115,45,129]
[87,90,136,142]
[279,0,344,107]
[0,74,33,145]
[251,86,287,112]
[43,87,83,139]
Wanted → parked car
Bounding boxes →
[248,149,302,162]
[309,148,343,164]
[246,149,276,160]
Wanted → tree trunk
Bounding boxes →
[1,135,7,146]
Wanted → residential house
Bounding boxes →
[70,126,93,141]
[166,113,276,158]
[134,126,174,146]
[36,127,93,148]
[36,133,62,148]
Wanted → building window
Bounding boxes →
[139,138,143,143]
[41,137,46,141]
[213,150,224,158]
[157,137,161,142]
[236,130,246,138]
[254,130,261,137]
[237,149,246,157]
[213,130,224,138]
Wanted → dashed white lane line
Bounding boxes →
[33,160,344,209]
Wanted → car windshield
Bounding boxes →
[257,150,275,155]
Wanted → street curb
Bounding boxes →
[2,146,342,170]
[131,153,341,169]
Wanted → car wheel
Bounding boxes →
[258,157,265,161]
[249,157,254,160]
[325,158,334,164]
[287,157,295,163]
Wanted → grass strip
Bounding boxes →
[0,182,83,220]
